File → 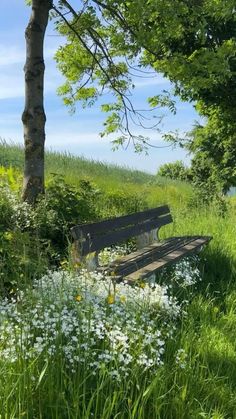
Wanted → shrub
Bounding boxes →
[0,231,48,295]
[0,176,104,294]
[31,177,102,256]
[157,161,192,182]
[0,189,14,232]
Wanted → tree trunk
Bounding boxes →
[22,0,52,204]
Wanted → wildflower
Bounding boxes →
[139,281,146,289]
[106,294,115,304]
[0,248,185,382]
[73,262,81,269]
[175,349,187,369]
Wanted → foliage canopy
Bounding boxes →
[136,0,236,193]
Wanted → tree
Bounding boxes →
[23,1,236,202]
[22,0,52,203]
[22,0,176,204]
[53,1,236,196]
[136,0,236,109]
[188,110,236,195]
[135,0,236,194]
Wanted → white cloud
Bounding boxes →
[45,127,171,148]
[0,113,21,126]
[46,131,102,146]
[0,73,24,99]
[0,37,63,99]
[0,45,25,66]
[0,61,62,100]
[134,74,170,88]
[0,42,59,67]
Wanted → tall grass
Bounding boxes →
[0,139,191,207]
[0,141,236,418]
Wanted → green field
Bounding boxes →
[0,142,236,418]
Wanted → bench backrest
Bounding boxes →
[71,205,172,256]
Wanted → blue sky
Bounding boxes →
[0,0,200,174]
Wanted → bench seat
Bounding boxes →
[102,235,211,282]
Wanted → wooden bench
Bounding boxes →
[71,205,212,282]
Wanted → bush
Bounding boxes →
[31,177,102,255]
[0,176,104,294]
[0,189,14,232]
[157,161,192,182]
[0,230,48,295]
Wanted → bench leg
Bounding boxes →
[71,242,98,271]
[86,252,99,271]
[136,228,158,283]
[136,228,158,249]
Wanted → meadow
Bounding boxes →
[0,141,236,418]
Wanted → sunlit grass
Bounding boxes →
[0,140,236,418]
[0,139,192,209]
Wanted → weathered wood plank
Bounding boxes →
[112,236,198,277]
[125,236,212,282]
[71,205,170,240]
[80,214,173,255]
[109,236,194,268]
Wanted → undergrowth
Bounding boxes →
[0,142,236,418]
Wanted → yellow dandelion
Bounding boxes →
[75,295,82,302]
[139,281,146,289]
[120,295,126,303]
[73,262,81,269]
[106,294,115,304]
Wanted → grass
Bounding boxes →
[0,139,192,208]
[0,141,236,418]
[1,259,236,418]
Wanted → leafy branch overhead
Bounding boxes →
[23,0,236,204]
[22,0,181,204]
[52,0,177,152]
[135,0,236,194]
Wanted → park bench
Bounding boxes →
[71,205,212,282]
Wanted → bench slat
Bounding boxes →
[110,236,198,277]
[71,205,170,239]
[109,236,194,269]
[125,237,211,282]
[80,214,173,256]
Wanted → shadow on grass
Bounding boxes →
[155,247,236,417]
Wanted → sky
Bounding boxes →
[0,0,201,174]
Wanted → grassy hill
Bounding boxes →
[1,140,236,418]
[0,139,192,207]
